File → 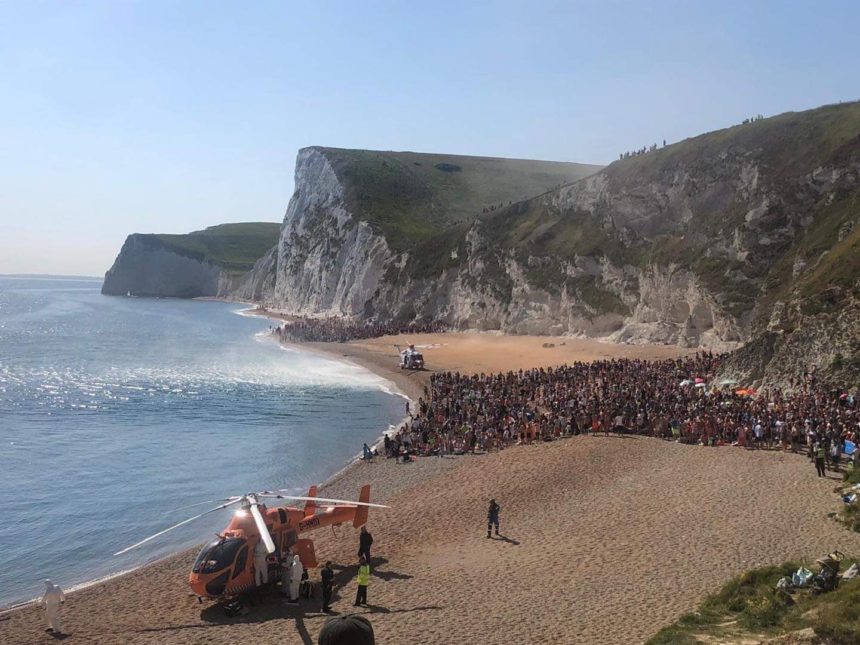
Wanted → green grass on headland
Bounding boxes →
[316,147,601,253]
[646,558,860,645]
[144,222,281,274]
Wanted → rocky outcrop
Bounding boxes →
[718,294,860,387]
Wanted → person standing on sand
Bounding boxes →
[280,549,293,596]
[487,498,500,538]
[814,441,826,477]
[254,537,269,587]
[288,554,303,604]
[354,556,370,606]
[321,561,334,613]
[358,526,374,562]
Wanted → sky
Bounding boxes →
[1,1,859,276]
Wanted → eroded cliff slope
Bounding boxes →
[270,103,860,384]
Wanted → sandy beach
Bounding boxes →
[3,333,857,645]
[303,332,697,402]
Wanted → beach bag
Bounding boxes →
[776,577,793,590]
[792,568,813,587]
[842,563,860,580]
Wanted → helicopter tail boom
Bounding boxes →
[353,485,371,528]
[304,485,317,518]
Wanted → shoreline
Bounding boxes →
[1,326,685,611]
[5,328,857,644]
[0,312,413,613]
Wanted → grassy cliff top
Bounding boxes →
[608,99,860,183]
[141,222,281,274]
[313,146,602,251]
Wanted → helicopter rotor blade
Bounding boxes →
[258,492,389,509]
[113,498,243,556]
[169,496,241,512]
[248,502,276,554]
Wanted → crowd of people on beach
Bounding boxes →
[383,352,860,476]
[271,317,448,343]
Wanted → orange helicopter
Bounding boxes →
[114,485,386,602]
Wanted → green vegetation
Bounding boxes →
[647,559,860,645]
[836,467,860,533]
[566,275,629,316]
[404,223,470,277]
[316,147,601,253]
[143,222,281,275]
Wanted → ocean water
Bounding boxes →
[0,277,405,607]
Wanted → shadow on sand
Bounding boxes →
[192,556,415,625]
[361,603,443,615]
[489,534,520,545]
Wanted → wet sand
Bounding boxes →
[3,333,857,645]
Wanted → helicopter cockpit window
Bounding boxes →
[192,537,246,574]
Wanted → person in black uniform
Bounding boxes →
[358,526,374,562]
[487,498,500,538]
[321,561,334,613]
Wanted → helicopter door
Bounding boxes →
[293,539,318,569]
[275,529,297,556]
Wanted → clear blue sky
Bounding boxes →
[1,0,858,275]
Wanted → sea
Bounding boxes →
[0,276,405,607]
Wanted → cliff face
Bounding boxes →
[102,223,281,300]
[268,103,860,384]
[102,235,225,297]
[272,148,393,315]
[229,245,279,302]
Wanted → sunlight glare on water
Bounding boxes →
[0,277,404,606]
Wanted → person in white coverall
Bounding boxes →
[254,538,269,586]
[280,550,292,596]
[288,554,303,603]
[40,579,65,633]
